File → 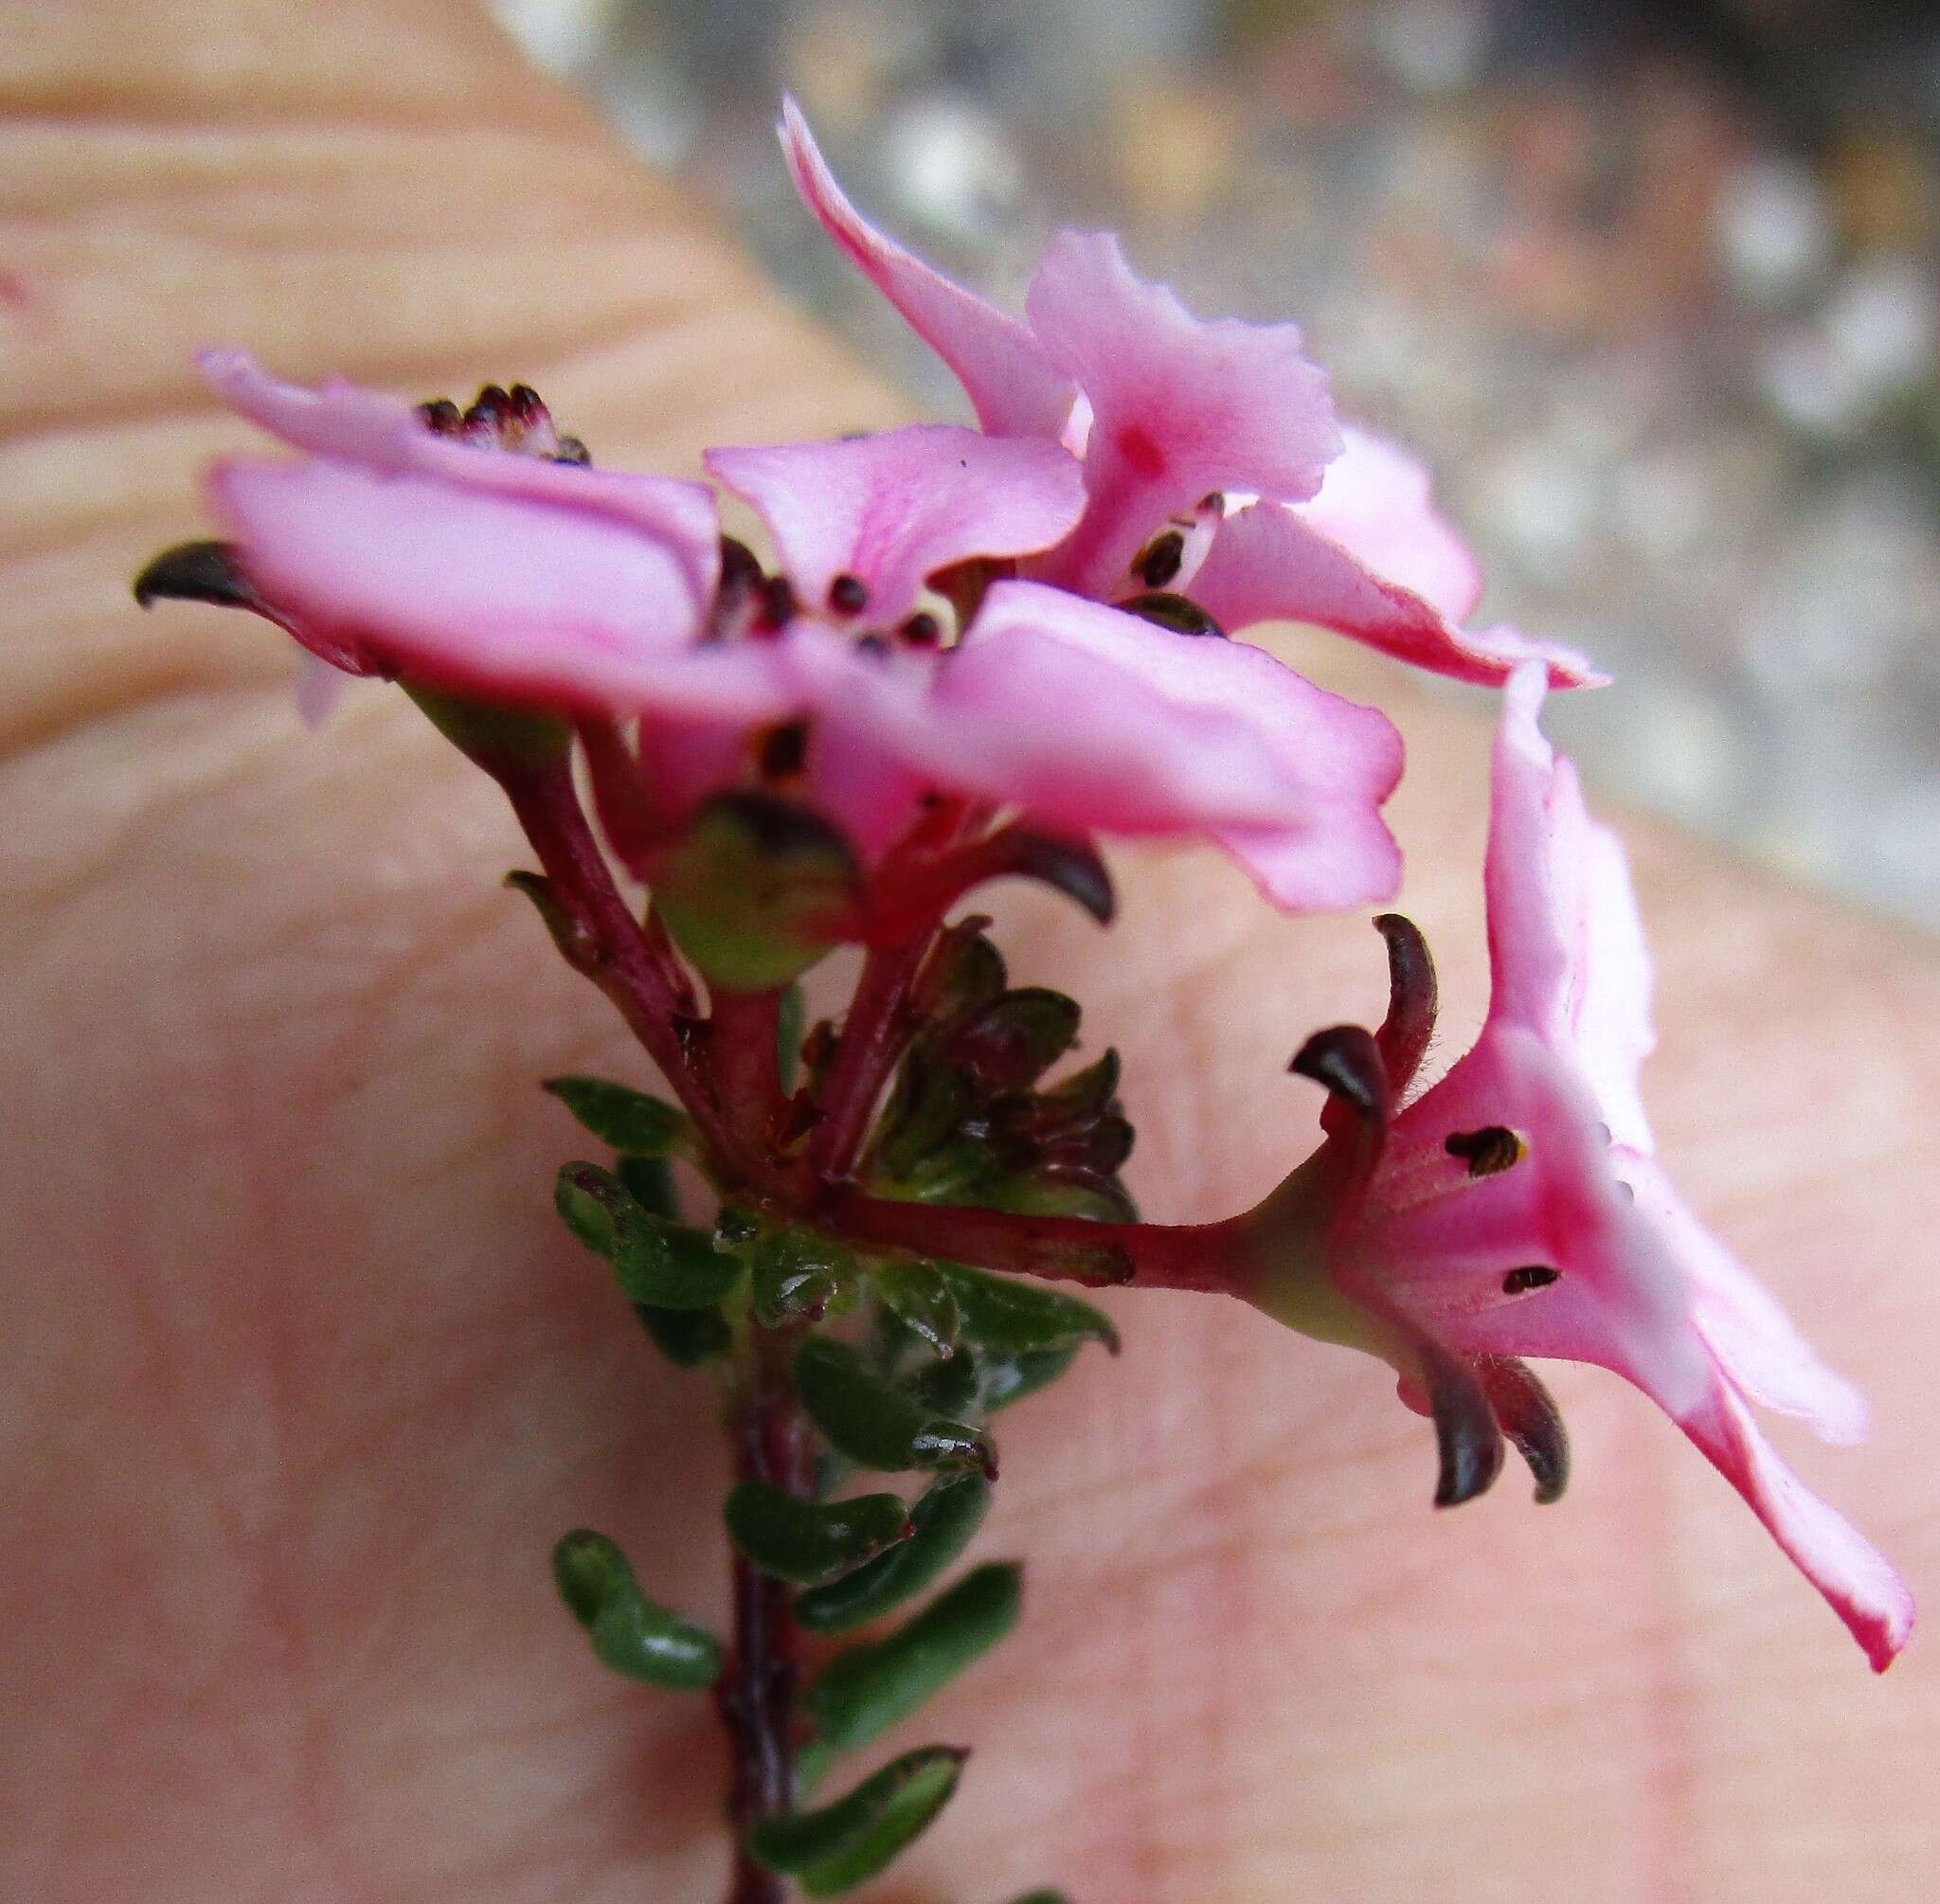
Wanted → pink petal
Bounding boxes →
[705,425,1085,628]
[1188,493,1603,692]
[1676,1373,1913,1670]
[209,458,791,721]
[788,584,1403,912]
[1624,1152,1870,1445]
[777,100,1075,441]
[1483,667,1651,1148]
[1022,232,1342,598]
[1304,428,1483,621]
[203,350,722,609]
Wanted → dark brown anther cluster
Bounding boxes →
[416,383,588,463]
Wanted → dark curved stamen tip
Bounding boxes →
[464,384,512,428]
[1501,1265,1559,1295]
[133,539,260,612]
[551,435,592,466]
[826,572,869,616]
[1002,831,1115,925]
[755,574,797,633]
[899,610,942,646]
[1117,590,1226,638]
[755,721,809,782]
[416,396,463,434]
[1424,1346,1506,1508]
[1479,1356,1570,1503]
[1288,1025,1390,1127]
[1130,528,1185,589]
[1445,1124,1525,1177]
[1372,913,1438,1094]
[506,382,545,423]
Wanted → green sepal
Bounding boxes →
[796,1472,992,1634]
[652,792,861,991]
[553,1162,743,1309]
[794,1338,994,1478]
[550,1529,721,1691]
[745,1745,967,1895]
[404,683,571,772]
[777,982,807,1094]
[934,1261,1121,1357]
[749,1229,859,1327]
[804,1562,1022,1751]
[543,1075,691,1157]
[724,1482,914,1588]
[871,1261,961,1357]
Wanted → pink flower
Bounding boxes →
[780,100,1597,688]
[199,351,792,724]
[1241,667,1912,1669]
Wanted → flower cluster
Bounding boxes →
[137,100,1907,1874]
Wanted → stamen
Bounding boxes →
[1445,1125,1525,1177]
[1130,528,1185,589]
[827,573,869,616]
[756,722,809,781]
[754,574,797,634]
[464,385,512,430]
[899,611,942,647]
[552,435,592,466]
[1501,1266,1559,1295]
[1118,591,1226,638]
[507,383,545,425]
[417,397,463,435]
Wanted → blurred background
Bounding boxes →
[492,0,1940,926]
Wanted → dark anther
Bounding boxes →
[899,611,942,646]
[416,397,463,434]
[1118,591,1226,638]
[552,435,592,466]
[1131,528,1185,589]
[717,535,764,598]
[1289,1025,1391,1126]
[827,572,869,616]
[1198,491,1224,514]
[755,574,797,633]
[464,384,512,428]
[1445,1125,1526,1177]
[756,722,810,781]
[854,634,890,660]
[1501,1266,1560,1295]
[507,383,545,423]
[133,539,260,613]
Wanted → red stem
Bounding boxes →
[820,1187,1243,1295]
[805,929,935,1182]
[709,986,786,1167]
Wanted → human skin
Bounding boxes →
[1,3,1934,1898]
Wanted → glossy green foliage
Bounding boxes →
[724,1482,913,1588]
[932,1261,1120,1357]
[550,1530,721,1691]
[553,1162,743,1309]
[653,792,861,990]
[795,1473,992,1634]
[744,1746,967,1895]
[749,1228,858,1327]
[795,1338,993,1477]
[543,1074,690,1157]
[805,1563,1022,1751]
[871,1261,961,1357]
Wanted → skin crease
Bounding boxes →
[0,4,1935,1899]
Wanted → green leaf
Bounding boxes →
[871,1262,960,1358]
[749,1229,858,1327]
[617,1153,677,1219]
[872,1059,977,1180]
[745,1746,966,1894]
[977,1344,1081,1413]
[635,1302,729,1368]
[724,1482,913,1588]
[554,1163,743,1309]
[794,1338,993,1478]
[796,1473,993,1634]
[550,1530,721,1691]
[805,1563,1022,1751]
[653,792,861,990]
[933,1261,1121,1357]
[543,1075,690,1157]
[910,922,1007,1023]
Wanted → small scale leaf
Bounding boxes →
[871,1262,961,1357]
[794,1338,994,1478]
[554,1163,743,1309]
[989,1170,1138,1224]
[749,1229,858,1327]
[872,1060,977,1179]
[505,870,600,975]
[805,1562,1023,1751]
[933,1262,1121,1357]
[777,981,807,1094]
[745,1746,966,1893]
[942,988,1081,1095]
[635,1302,730,1368]
[911,921,1007,1022]
[977,1344,1081,1413]
[404,683,571,770]
[550,1530,721,1691]
[796,1473,992,1634]
[617,1154,677,1219]
[725,1482,913,1588]
[543,1075,691,1157]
